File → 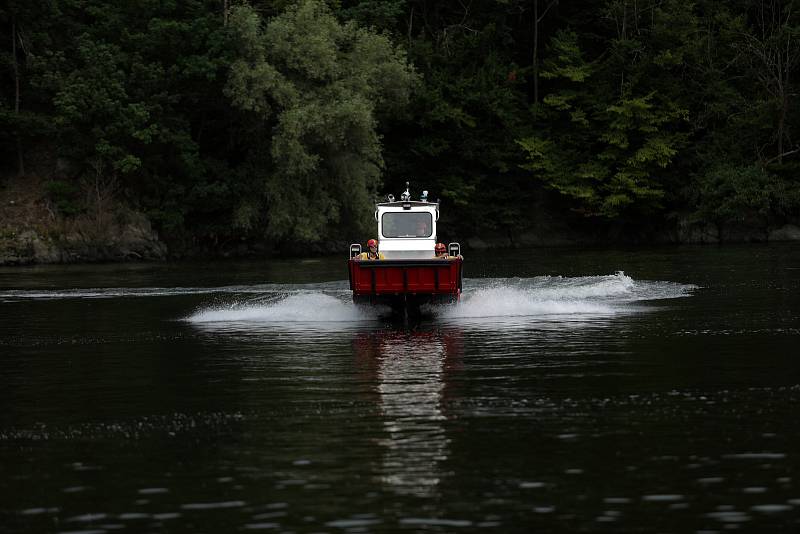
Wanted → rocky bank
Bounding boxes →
[0,175,166,266]
[3,174,800,266]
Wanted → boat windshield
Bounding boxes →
[382,212,433,238]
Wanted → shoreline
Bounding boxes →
[4,175,800,267]
[3,225,800,267]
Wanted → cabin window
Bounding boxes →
[382,212,433,238]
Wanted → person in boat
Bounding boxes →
[434,243,449,259]
[359,239,385,260]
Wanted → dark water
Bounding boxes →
[1,245,799,533]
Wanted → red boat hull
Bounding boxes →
[348,258,463,307]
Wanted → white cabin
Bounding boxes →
[375,185,438,259]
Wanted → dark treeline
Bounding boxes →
[1,0,799,254]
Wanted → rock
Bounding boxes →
[31,235,62,263]
[677,217,719,244]
[0,229,56,264]
[768,224,800,241]
[0,208,168,265]
[116,216,168,260]
[17,229,37,242]
[15,231,63,263]
[0,250,24,265]
[720,223,767,243]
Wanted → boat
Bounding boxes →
[348,183,463,318]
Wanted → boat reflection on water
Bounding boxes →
[353,329,463,497]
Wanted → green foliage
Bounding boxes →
[44,179,83,216]
[2,0,800,252]
[692,164,800,225]
[339,0,406,32]
[540,31,590,83]
[225,0,418,240]
[43,35,149,174]
[521,27,689,218]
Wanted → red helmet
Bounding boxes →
[367,239,378,248]
[435,243,446,253]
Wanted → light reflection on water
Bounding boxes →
[368,331,452,496]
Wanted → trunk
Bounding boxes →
[11,17,25,177]
[223,0,229,26]
[620,1,627,96]
[16,139,24,178]
[621,0,627,40]
[778,93,788,163]
[533,1,559,109]
[407,5,414,46]
[533,0,539,107]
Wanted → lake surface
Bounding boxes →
[1,244,799,533]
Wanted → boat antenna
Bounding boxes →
[401,182,411,201]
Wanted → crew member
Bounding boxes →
[434,243,449,258]
[359,238,385,260]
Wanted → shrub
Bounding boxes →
[43,180,83,216]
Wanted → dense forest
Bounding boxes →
[2,0,800,260]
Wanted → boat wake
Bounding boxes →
[183,271,695,326]
[189,293,370,324]
[441,272,694,319]
[0,281,348,301]
[1,272,696,326]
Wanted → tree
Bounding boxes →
[532,0,559,107]
[736,0,800,165]
[225,0,418,240]
[9,10,23,175]
[0,1,59,178]
[518,29,688,217]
